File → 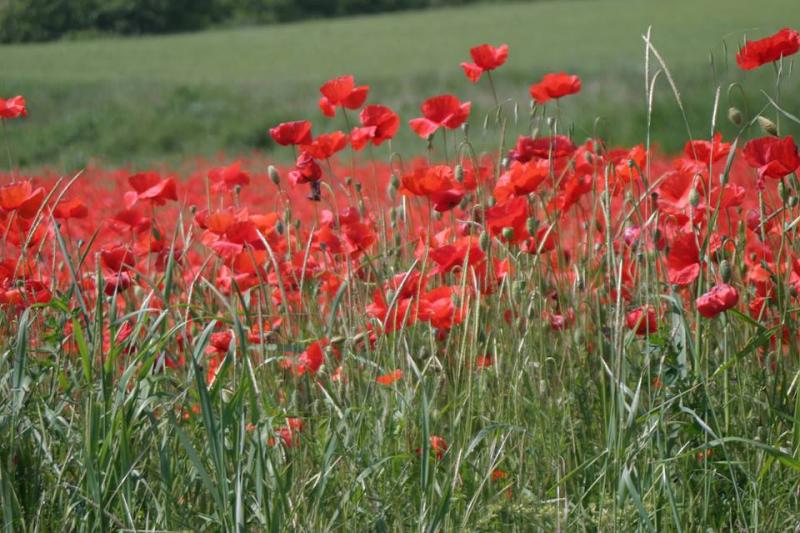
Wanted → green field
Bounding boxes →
[0,0,798,169]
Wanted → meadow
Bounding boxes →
[0,0,799,169]
[2,2,800,531]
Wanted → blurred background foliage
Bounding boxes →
[0,0,524,42]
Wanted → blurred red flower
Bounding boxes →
[696,284,739,318]
[736,28,800,70]
[529,73,581,104]
[0,96,26,119]
[409,95,471,138]
[269,120,312,146]
[351,104,400,150]
[319,75,369,117]
[460,43,509,83]
[743,136,800,184]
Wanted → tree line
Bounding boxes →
[0,0,518,43]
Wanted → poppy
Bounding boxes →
[269,120,313,146]
[460,43,509,83]
[626,306,658,336]
[288,152,323,185]
[743,136,800,184]
[124,172,178,208]
[508,135,575,163]
[529,73,581,104]
[409,95,471,138]
[100,244,136,272]
[696,284,739,318]
[493,160,549,201]
[351,104,400,150]
[53,198,89,220]
[736,28,800,70]
[376,369,403,385]
[300,131,349,160]
[666,232,700,286]
[209,161,250,193]
[485,197,528,242]
[0,180,44,218]
[319,75,369,117]
[295,338,328,376]
[0,96,26,119]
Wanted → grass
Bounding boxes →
[0,0,799,169]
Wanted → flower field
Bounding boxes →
[2,25,800,530]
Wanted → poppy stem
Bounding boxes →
[486,71,500,110]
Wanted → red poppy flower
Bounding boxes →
[626,306,658,336]
[295,338,328,376]
[0,96,27,119]
[666,232,700,286]
[376,369,403,385]
[351,104,400,150]
[288,152,322,185]
[209,161,250,193]
[0,180,45,218]
[409,95,471,138]
[736,28,800,70]
[300,131,349,160]
[319,75,369,117]
[53,198,89,220]
[460,43,509,83]
[696,284,739,318]
[529,73,581,104]
[101,244,136,272]
[485,196,528,242]
[124,172,178,208]
[743,136,800,183]
[508,135,576,163]
[269,120,312,146]
[493,160,549,201]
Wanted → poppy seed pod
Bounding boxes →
[728,107,743,126]
[502,227,515,241]
[720,260,732,283]
[268,165,280,185]
[757,115,778,136]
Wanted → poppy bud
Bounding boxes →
[354,182,362,194]
[727,107,743,126]
[358,200,366,218]
[720,259,732,283]
[390,173,400,188]
[526,217,538,236]
[502,227,514,241]
[427,135,434,151]
[276,220,284,235]
[189,205,197,215]
[234,184,242,195]
[790,196,798,207]
[294,219,301,231]
[459,196,470,211]
[268,165,280,185]
[689,188,700,207]
[454,164,464,183]
[387,183,396,201]
[779,181,791,201]
[720,171,729,185]
[462,122,470,138]
[757,115,778,136]
[345,176,352,187]
[501,157,510,170]
[479,231,490,251]
[487,197,496,207]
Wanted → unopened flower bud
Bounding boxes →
[454,164,464,183]
[790,196,799,207]
[234,184,242,195]
[387,183,397,201]
[689,188,700,207]
[354,182,362,194]
[720,259,732,283]
[727,107,743,126]
[526,217,538,236]
[345,176,352,187]
[390,173,400,188]
[479,231,490,251]
[189,204,197,215]
[487,197,496,207]
[757,115,778,136]
[268,165,280,185]
[779,181,791,201]
[502,227,515,241]
[275,220,284,235]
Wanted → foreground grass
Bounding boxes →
[0,0,799,169]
